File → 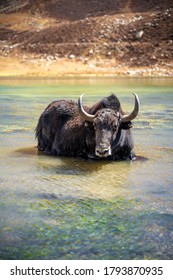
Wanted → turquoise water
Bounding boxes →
[0,77,173,259]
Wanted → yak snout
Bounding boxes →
[95,145,111,158]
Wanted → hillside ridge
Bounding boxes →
[0,0,173,76]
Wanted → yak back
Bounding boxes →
[35,99,79,145]
[35,98,92,154]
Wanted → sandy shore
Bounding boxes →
[0,56,173,78]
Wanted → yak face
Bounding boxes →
[78,93,140,158]
[93,109,120,157]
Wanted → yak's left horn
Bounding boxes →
[78,94,95,122]
[122,93,140,122]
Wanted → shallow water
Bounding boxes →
[0,77,173,259]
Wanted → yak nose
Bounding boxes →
[96,148,111,157]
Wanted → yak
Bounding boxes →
[35,93,139,160]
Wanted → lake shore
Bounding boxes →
[0,56,173,78]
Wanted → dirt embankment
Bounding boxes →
[0,0,173,77]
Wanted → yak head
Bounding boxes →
[78,93,140,158]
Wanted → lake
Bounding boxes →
[0,77,173,260]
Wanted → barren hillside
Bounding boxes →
[0,0,173,76]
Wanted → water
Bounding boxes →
[0,77,173,260]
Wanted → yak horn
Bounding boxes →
[122,93,140,122]
[78,94,95,122]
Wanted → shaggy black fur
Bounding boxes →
[35,94,134,159]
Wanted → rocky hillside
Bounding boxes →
[0,0,173,75]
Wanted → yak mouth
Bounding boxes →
[95,146,112,157]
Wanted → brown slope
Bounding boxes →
[0,0,173,75]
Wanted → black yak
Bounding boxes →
[35,93,139,160]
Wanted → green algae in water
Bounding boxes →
[0,197,173,260]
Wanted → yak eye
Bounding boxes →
[85,122,95,130]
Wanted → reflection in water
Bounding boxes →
[0,78,173,259]
[34,155,132,200]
